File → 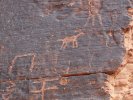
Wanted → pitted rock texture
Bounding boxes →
[0,0,132,100]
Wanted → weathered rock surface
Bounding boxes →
[0,0,133,100]
[0,73,114,100]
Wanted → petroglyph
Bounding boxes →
[84,0,109,46]
[30,78,58,100]
[59,77,69,85]
[58,29,85,49]
[0,0,131,99]
[8,53,36,73]
[85,0,103,26]
[1,81,16,100]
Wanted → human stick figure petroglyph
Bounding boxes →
[84,0,103,26]
[58,29,85,49]
[30,78,58,100]
[8,53,36,73]
[84,0,109,46]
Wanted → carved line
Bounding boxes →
[1,78,59,100]
[8,53,36,74]
[1,81,16,100]
[30,78,58,100]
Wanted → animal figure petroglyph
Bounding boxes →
[58,29,85,49]
[8,53,36,73]
[85,0,103,26]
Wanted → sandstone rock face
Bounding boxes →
[0,0,132,100]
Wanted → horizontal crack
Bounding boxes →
[62,71,114,77]
[1,61,127,84]
[0,71,114,84]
